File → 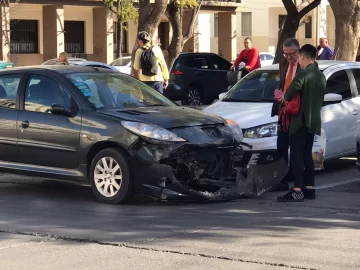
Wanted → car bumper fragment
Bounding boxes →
[128,142,288,201]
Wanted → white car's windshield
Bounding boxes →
[67,73,175,109]
[223,70,280,102]
[111,58,131,66]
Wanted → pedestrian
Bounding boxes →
[270,38,301,192]
[133,31,169,94]
[58,52,69,65]
[277,44,326,202]
[317,37,334,60]
[230,37,261,77]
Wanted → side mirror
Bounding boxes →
[50,104,73,117]
[219,92,227,100]
[324,93,342,102]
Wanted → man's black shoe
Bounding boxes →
[277,188,304,202]
[302,188,316,200]
[270,182,289,192]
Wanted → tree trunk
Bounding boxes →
[165,4,199,70]
[274,18,299,64]
[130,0,168,76]
[273,0,321,64]
[165,3,183,70]
[116,20,122,59]
[328,0,360,61]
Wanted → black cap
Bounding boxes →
[137,31,150,42]
[299,44,317,59]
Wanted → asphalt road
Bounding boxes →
[0,158,359,270]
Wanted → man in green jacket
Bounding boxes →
[277,44,326,202]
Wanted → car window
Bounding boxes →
[223,70,280,102]
[351,69,360,95]
[0,74,21,109]
[183,56,195,68]
[326,70,352,99]
[260,54,265,61]
[208,55,231,70]
[194,57,209,69]
[67,72,176,110]
[25,74,73,113]
[87,64,112,70]
[266,54,274,61]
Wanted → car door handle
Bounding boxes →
[20,120,29,129]
[353,109,358,115]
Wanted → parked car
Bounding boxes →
[165,53,239,106]
[110,56,132,74]
[42,58,119,72]
[0,61,14,69]
[259,52,275,67]
[204,60,360,162]
[0,65,267,204]
[42,57,87,65]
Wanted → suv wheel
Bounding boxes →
[89,148,133,204]
[183,87,202,106]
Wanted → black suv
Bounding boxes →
[164,53,239,106]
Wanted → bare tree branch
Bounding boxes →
[297,0,321,20]
[282,0,298,14]
[183,0,203,42]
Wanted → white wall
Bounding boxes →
[198,13,211,53]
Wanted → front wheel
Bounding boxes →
[89,148,133,204]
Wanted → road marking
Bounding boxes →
[314,177,360,190]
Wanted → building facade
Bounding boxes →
[0,0,335,67]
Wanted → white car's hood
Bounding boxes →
[203,101,277,129]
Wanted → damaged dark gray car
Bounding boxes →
[0,66,287,204]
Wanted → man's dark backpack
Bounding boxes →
[140,46,158,76]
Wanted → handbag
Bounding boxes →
[284,92,301,116]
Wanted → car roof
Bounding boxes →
[256,60,360,71]
[0,65,116,74]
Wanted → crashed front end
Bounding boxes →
[128,123,287,201]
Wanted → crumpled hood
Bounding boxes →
[99,106,225,129]
[203,101,278,129]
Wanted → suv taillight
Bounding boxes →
[171,70,184,75]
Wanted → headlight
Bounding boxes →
[243,122,278,138]
[226,119,243,142]
[121,121,186,142]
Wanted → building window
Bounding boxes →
[113,22,128,54]
[64,21,85,54]
[278,15,287,38]
[214,14,218,37]
[10,20,39,54]
[241,12,252,36]
[305,16,312,39]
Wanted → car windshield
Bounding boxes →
[223,70,280,102]
[111,58,131,66]
[67,72,176,110]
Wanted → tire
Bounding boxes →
[89,148,133,204]
[182,86,202,106]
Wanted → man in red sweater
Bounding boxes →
[230,37,261,77]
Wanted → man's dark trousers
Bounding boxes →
[290,127,315,188]
[144,81,164,94]
[277,130,294,183]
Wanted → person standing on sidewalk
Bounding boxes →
[230,37,261,77]
[133,31,169,94]
[277,44,325,202]
[270,38,301,192]
[317,37,334,60]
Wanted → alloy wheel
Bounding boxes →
[94,157,122,198]
[188,89,201,106]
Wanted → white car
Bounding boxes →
[204,60,360,161]
[42,59,119,72]
[110,56,132,74]
[259,52,275,67]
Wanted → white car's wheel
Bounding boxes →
[90,148,133,204]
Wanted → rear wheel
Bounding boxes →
[182,87,202,106]
[89,148,133,204]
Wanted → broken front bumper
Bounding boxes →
[128,141,288,201]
